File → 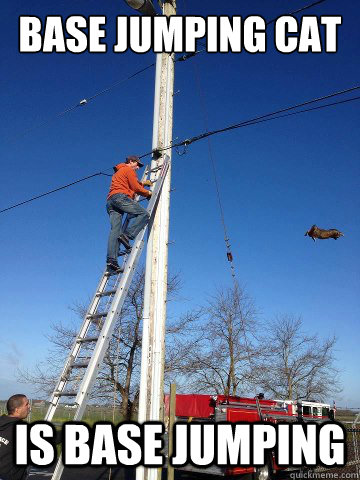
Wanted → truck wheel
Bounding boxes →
[253,462,272,480]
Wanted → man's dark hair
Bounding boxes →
[126,155,140,164]
[7,394,27,414]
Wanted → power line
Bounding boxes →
[184,86,360,145]
[216,94,360,129]
[10,52,202,142]
[10,0,331,142]
[197,0,330,50]
[84,63,155,102]
[10,63,156,141]
[9,0,332,142]
[1,86,359,214]
[9,0,330,142]
[0,172,110,214]
[140,85,360,157]
[266,0,328,26]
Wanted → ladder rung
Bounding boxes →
[106,270,122,276]
[54,392,77,397]
[45,156,170,441]
[76,336,99,343]
[71,362,89,369]
[60,370,71,381]
[87,312,107,320]
[96,289,116,297]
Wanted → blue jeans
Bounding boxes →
[106,194,150,262]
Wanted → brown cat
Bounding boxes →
[305,225,344,242]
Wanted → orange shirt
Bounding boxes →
[107,163,150,200]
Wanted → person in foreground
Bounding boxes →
[106,155,152,273]
[0,394,31,480]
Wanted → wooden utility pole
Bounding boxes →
[137,2,176,480]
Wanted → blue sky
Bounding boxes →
[0,0,359,407]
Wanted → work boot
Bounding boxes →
[119,233,131,251]
[106,261,124,274]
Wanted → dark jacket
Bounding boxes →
[0,415,27,480]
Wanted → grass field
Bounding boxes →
[0,400,125,425]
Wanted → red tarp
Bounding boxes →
[164,394,282,419]
[164,394,214,418]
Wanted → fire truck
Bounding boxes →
[165,393,334,479]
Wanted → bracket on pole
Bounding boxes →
[152,149,162,160]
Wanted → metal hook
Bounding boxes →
[175,144,188,156]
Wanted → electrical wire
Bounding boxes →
[215,94,360,129]
[181,86,360,146]
[10,52,203,142]
[197,0,330,50]
[10,0,331,142]
[0,172,110,214]
[140,85,360,157]
[10,63,156,141]
[1,86,359,214]
[11,104,82,142]
[266,0,328,26]
[85,63,155,102]
[9,0,330,141]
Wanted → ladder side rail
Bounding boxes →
[144,156,170,215]
[45,273,110,421]
[51,159,169,480]
[72,156,169,420]
[46,167,152,422]
[73,164,149,343]
[50,241,146,480]
[73,236,146,420]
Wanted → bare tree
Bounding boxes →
[18,268,181,419]
[175,283,260,396]
[253,315,341,401]
[164,310,203,391]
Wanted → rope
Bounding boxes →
[182,0,255,380]
[190,53,237,281]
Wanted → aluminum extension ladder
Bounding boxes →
[45,155,170,480]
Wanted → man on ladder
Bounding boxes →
[106,155,152,272]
